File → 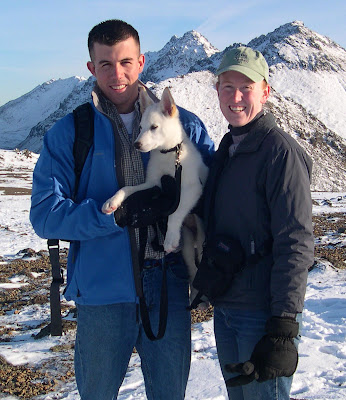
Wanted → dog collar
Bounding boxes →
[160,142,183,169]
[160,142,183,154]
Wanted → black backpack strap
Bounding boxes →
[34,239,64,339]
[47,239,64,336]
[72,102,94,200]
[35,103,94,339]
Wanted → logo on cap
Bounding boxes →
[234,50,248,64]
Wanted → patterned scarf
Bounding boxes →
[94,84,164,259]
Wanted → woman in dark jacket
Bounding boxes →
[194,46,314,400]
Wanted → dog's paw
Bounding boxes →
[102,191,125,214]
[163,231,181,254]
[163,241,179,254]
[102,199,115,214]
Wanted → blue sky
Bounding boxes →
[1,0,345,106]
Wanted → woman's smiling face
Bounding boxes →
[216,70,270,127]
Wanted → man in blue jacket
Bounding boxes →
[30,19,214,400]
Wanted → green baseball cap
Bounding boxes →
[215,46,269,83]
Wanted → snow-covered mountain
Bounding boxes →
[0,21,345,191]
[141,30,219,83]
[0,77,87,149]
[189,21,346,142]
[17,76,96,152]
[253,21,346,144]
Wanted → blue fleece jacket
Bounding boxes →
[30,101,214,305]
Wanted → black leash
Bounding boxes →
[126,225,168,341]
[136,141,183,339]
[152,142,183,252]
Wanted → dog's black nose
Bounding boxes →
[134,141,141,150]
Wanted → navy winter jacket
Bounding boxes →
[203,112,314,316]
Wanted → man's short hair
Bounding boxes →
[88,19,140,59]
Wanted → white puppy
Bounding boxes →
[102,87,209,307]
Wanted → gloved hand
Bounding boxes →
[114,175,179,228]
[225,317,299,387]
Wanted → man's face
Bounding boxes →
[216,70,270,127]
[87,37,145,114]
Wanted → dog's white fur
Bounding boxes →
[102,87,209,307]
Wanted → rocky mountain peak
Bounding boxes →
[248,20,346,72]
[141,29,219,82]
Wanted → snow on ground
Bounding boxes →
[0,149,346,399]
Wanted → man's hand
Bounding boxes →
[114,175,179,228]
[225,317,299,387]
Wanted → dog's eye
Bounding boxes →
[150,125,158,131]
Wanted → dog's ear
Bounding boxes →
[139,87,154,114]
[160,87,177,117]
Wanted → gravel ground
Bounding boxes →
[0,213,345,398]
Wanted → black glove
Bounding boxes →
[225,317,299,387]
[114,175,179,228]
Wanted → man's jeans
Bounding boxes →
[74,255,191,400]
[214,307,302,400]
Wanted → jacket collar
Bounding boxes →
[230,112,277,154]
[229,111,264,136]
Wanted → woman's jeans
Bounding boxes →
[74,255,191,400]
[214,307,302,400]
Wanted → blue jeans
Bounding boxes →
[214,307,302,400]
[74,255,191,400]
